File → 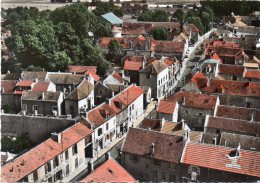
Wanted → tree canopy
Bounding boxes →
[92,2,123,17]
[138,10,169,22]
[2,4,111,75]
[151,27,168,40]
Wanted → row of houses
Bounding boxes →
[1,83,145,182]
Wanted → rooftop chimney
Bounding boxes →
[183,130,189,141]
[88,160,94,173]
[160,118,165,128]
[105,152,111,160]
[213,137,217,145]
[224,139,228,147]
[51,132,61,143]
[42,93,45,100]
[251,111,256,121]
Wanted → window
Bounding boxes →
[152,170,158,181]
[100,90,103,94]
[48,177,52,182]
[33,171,38,181]
[33,105,38,111]
[20,177,28,182]
[106,123,109,131]
[161,172,166,181]
[132,104,134,110]
[65,150,69,160]
[169,174,176,182]
[98,128,102,136]
[188,165,200,175]
[72,144,78,155]
[85,137,91,146]
[22,104,27,112]
[75,157,78,168]
[199,113,202,116]
[45,162,51,173]
[153,159,161,167]
[169,162,176,171]
[130,155,138,163]
[53,156,59,168]
[52,106,58,111]
[66,164,70,176]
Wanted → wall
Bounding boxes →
[1,114,75,144]
[1,94,21,113]
[178,106,213,131]
[139,73,157,99]
[94,84,112,105]
[122,153,181,182]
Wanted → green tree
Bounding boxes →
[2,133,31,154]
[173,9,185,22]
[92,1,123,17]
[201,11,210,31]
[108,40,122,55]
[187,16,204,33]
[151,27,168,40]
[138,9,169,22]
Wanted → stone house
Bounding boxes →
[103,71,126,86]
[65,80,94,118]
[180,142,260,182]
[94,81,113,105]
[121,128,185,182]
[45,72,84,95]
[139,60,169,100]
[0,80,22,113]
[21,91,64,117]
[1,123,93,182]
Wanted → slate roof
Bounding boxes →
[140,60,168,74]
[101,12,122,25]
[46,73,84,85]
[1,123,93,182]
[65,80,93,101]
[181,142,260,178]
[21,71,47,81]
[21,91,61,101]
[80,159,136,183]
[121,128,184,163]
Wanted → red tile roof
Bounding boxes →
[166,91,217,110]
[186,24,200,33]
[67,65,97,74]
[141,118,161,131]
[244,69,260,79]
[124,60,143,71]
[85,70,100,82]
[157,100,176,114]
[87,85,143,127]
[15,80,34,87]
[31,81,50,92]
[81,159,136,183]
[122,128,184,163]
[112,72,124,83]
[151,40,184,53]
[182,142,260,178]
[207,116,260,136]
[216,105,260,122]
[211,53,222,62]
[192,74,260,97]
[122,56,145,63]
[0,80,18,94]
[1,123,93,182]
[218,64,244,76]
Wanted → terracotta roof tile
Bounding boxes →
[207,116,260,136]
[85,70,100,82]
[244,69,260,79]
[151,40,184,53]
[67,65,97,74]
[32,81,50,92]
[182,142,260,178]
[157,100,176,114]
[124,61,143,71]
[216,105,260,122]
[0,80,18,94]
[81,159,136,183]
[141,118,161,131]
[122,128,184,163]
[218,64,244,76]
[112,72,124,83]
[16,80,34,87]
[1,123,93,182]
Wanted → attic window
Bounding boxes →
[108,168,113,174]
[229,149,239,157]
